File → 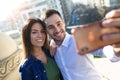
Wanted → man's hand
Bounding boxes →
[102,9,120,57]
[50,39,56,56]
[102,9,120,41]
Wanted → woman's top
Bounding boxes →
[19,47,62,80]
[43,56,60,80]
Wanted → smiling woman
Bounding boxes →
[0,0,25,21]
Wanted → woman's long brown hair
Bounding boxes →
[22,18,49,59]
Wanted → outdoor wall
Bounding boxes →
[0,32,22,80]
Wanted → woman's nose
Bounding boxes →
[37,32,42,37]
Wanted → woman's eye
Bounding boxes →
[41,30,45,33]
[31,31,37,34]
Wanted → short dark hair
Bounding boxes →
[22,18,49,59]
[42,9,62,21]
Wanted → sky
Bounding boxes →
[72,0,81,3]
[0,0,80,21]
[0,0,28,21]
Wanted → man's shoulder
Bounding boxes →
[66,33,75,42]
[65,33,73,40]
[61,33,75,48]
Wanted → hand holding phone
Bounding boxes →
[71,21,120,55]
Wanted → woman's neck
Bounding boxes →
[32,47,47,63]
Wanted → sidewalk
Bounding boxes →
[93,58,120,80]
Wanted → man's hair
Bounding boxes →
[42,9,62,21]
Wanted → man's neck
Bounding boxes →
[55,36,66,46]
[54,33,67,46]
[55,40,63,46]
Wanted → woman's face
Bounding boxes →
[30,23,46,48]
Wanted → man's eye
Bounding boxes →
[48,26,54,29]
[57,23,60,26]
[57,22,62,26]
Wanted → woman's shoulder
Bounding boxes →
[19,56,37,70]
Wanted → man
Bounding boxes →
[42,9,120,80]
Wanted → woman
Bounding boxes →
[19,18,62,80]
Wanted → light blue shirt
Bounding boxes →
[53,33,102,80]
[53,33,119,80]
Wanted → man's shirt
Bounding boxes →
[53,33,103,80]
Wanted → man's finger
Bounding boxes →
[102,18,120,27]
[105,9,120,19]
[102,32,120,41]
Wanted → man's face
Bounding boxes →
[45,14,66,44]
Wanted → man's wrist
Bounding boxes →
[114,48,120,57]
[110,48,120,62]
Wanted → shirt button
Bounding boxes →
[44,70,46,72]
[35,76,38,78]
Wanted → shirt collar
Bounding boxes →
[60,33,71,48]
[52,33,71,48]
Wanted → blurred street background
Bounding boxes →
[94,58,120,80]
[0,0,120,80]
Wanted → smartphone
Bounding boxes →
[71,21,120,54]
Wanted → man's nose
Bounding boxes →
[54,26,60,33]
